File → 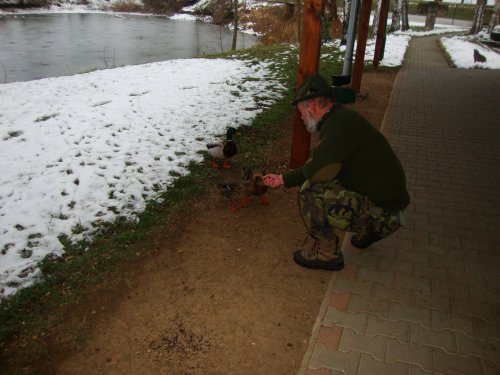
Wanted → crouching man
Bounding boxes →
[264,74,410,271]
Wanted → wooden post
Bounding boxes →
[289,0,325,168]
[351,0,372,93]
[373,0,389,67]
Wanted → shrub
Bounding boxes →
[143,0,192,14]
[107,0,145,12]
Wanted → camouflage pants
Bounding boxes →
[298,180,403,242]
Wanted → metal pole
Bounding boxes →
[342,0,361,76]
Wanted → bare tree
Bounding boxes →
[102,48,116,69]
[389,0,402,33]
[219,26,224,52]
[0,63,7,84]
[325,0,343,39]
[470,0,487,34]
[488,0,500,33]
[296,0,302,41]
[325,0,339,21]
[401,0,409,31]
[388,0,409,32]
[371,0,383,38]
[231,0,239,50]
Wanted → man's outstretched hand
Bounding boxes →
[263,174,284,188]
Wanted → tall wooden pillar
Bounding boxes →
[289,0,325,169]
[351,0,372,93]
[373,0,390,67]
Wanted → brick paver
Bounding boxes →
[298,36,500,375]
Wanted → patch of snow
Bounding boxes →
[0,57,286,299]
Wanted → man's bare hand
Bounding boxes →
[263,174,284,188]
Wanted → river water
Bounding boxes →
[0,13,259,83]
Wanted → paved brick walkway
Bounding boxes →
[298,36,500,375]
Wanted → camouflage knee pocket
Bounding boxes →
[298,180,369,233]
[298,180,403,237]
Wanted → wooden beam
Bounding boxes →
[289,0,325,169]
[373,0,390,67]
[351,0,372,93]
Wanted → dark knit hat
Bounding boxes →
[292,74,334,105]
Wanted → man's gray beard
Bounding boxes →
[305,119,319,133]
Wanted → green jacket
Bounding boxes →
[284,105,410,212]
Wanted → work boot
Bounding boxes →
[293,237,344,271]
[350,230,381,249]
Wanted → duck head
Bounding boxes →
[226,127,237,141]
[242,167,268,196]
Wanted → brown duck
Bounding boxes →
[217,168,269,212]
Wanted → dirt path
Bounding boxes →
[38,69,397,375]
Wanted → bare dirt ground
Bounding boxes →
[26,69,397,375]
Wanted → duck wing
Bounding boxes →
[217,182,240,199]
[207,142,224,159]
[207,142,223,150]
[222,141,237,158]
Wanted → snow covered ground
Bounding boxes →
[1,1,499,299]
[0,57,287,298]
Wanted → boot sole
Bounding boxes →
[350,236,381,249]
[293,253,345,271]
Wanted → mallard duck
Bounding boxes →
[206,127,238,169]
[216,182,241,212]
[240,167,269,208]
[216,168,269,212]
